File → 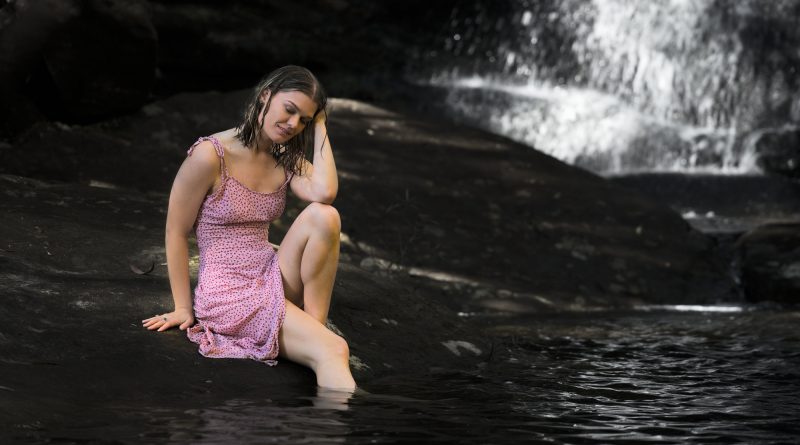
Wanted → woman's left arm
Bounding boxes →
[290,116,338,204]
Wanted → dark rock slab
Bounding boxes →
[735,222,800,304]
[2,90,737,312]
[0,91,740,434]
[324,100,736,308]
[0,173,490,434]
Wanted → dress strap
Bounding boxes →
[282,171,294,189]
[187,136,227,178]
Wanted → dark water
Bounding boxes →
[13,307,799,444]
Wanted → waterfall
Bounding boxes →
[413,0,800,175]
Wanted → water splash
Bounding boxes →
[635,304,744,313]
[416,0,800,174]
[435,76,757,174]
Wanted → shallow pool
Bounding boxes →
[8,307,800,444]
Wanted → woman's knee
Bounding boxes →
[305,202,341,233]
[323,333,349,362]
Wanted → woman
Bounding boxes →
[142,65,356,390]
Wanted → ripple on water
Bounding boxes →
[6,309,800,444]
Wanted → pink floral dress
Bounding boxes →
[185,136,290,365]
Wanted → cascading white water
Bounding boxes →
[416,0,800,175]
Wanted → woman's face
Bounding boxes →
[259,90,318,144]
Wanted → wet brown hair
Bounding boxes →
[235,65,327,176]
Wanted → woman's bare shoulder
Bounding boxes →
[210,128,239,148]
[188,140,222,163]
[181,142,224,188]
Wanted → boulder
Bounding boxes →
[754,128,800,179]
[736,222,800,304]
[610,172,800,234]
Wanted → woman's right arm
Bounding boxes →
[142,141,220,332]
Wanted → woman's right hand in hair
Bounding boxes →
[142,307,195,332]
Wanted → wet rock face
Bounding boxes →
[0,0,460,138]
[0,0,156,132]
[736,223,800,304]
[146,0,460,98]
[39,0,157,122]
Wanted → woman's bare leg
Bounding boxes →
[277,202,353,389]
[278,202,341,324]
[279,299,355,389]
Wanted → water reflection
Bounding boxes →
[635,304,743,312]
[486,309,800,443]
[167,391,353,444]
[11,309,799,443]
[128,310,800,443]
[310,387,356,411]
